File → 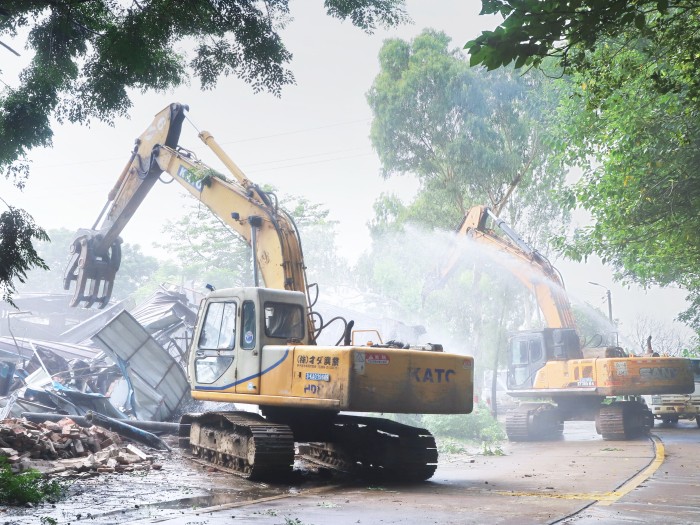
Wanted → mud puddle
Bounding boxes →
[0,450,335,525]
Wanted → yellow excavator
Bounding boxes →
[424,205,694,441]
[63,103,474,481]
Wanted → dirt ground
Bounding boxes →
[5,421,687,525]
[2,435,464,525]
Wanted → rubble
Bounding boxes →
[0,287,196,423]
[0,416,161,476]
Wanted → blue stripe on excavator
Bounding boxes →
[194,349,290,391]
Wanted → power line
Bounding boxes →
[26,118,373,169]
[246,151,375,174]
[16,150,377,192]
[243,146,371,168]
[29,145,374,172]
[213,118,370,145]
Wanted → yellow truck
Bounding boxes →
[64,103,474,481]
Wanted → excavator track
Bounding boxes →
[298,442,356,473]
[505,403,563,441]
[180,412,438,482]
[180,412,295,481]
[596,401,653,440]
[298,415,438,482]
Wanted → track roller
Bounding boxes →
[596,401,653,440]
[505,403,563,442]
[300,415,439,482]
[180,411,294,481]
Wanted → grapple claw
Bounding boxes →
[63,230,122,309]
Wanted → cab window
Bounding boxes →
[264,302,304,340]
[529,339,543,362]
[512,340,529,365]
[195,356,233,384]
[691,359,700,383]
[198,301,237,350]
[241,301,256,350]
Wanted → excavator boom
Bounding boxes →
[424,205,575,328]
[63,103,187,308]
[63,104,309,328]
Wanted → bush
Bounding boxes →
[422,404,505,445]
[0,457,64,505]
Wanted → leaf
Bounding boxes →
[0,205,49,306]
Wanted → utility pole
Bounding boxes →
[589,282,613,323]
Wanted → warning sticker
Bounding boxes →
[365,352,390,365]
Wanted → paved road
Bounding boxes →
[562,420,700,525]
[4,420,697,525]
[135,420,699,525]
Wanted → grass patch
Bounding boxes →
[0,457,64,506]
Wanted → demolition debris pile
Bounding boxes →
[0,288,199,477]
[0,417,161,475]
[0,417,119,459]
[0,288,196,423]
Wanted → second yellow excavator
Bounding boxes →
[63,103,474,481]
[424,205,694,441]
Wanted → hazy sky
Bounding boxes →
[0,1,693,345]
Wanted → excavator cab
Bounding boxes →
[507,328,582,390]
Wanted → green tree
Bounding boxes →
[367,29,568,242]
[16,227,158,299]
[0,0,409,305]
[465,2,700,333]
[361,29,569,369]
[111,242,159,299]
[12,227,74,294]
[0,200,47,305]
[465,1,695,76]
[553,42,700,333]
[155,199,255,290]
[156,193,350,294]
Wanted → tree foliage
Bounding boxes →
[466,1,692,73]
[0,0,408,182]
[465,1,700,333]
[0,0,408,305]
[553,39,700,332]
[156,193,350,293]
[0,200,48,306]
[366,29,568,243]
[155,199,255,290]
[360,29,573,370]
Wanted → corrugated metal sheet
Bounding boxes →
[57,299,132,344]
[0,337,101,361]
[91,310,191,421]
[130,289,196,332]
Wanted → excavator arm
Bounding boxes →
[63,103,313,338]
[424,205,576,329]
[149,138,307,292]
[63,103,187,308]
